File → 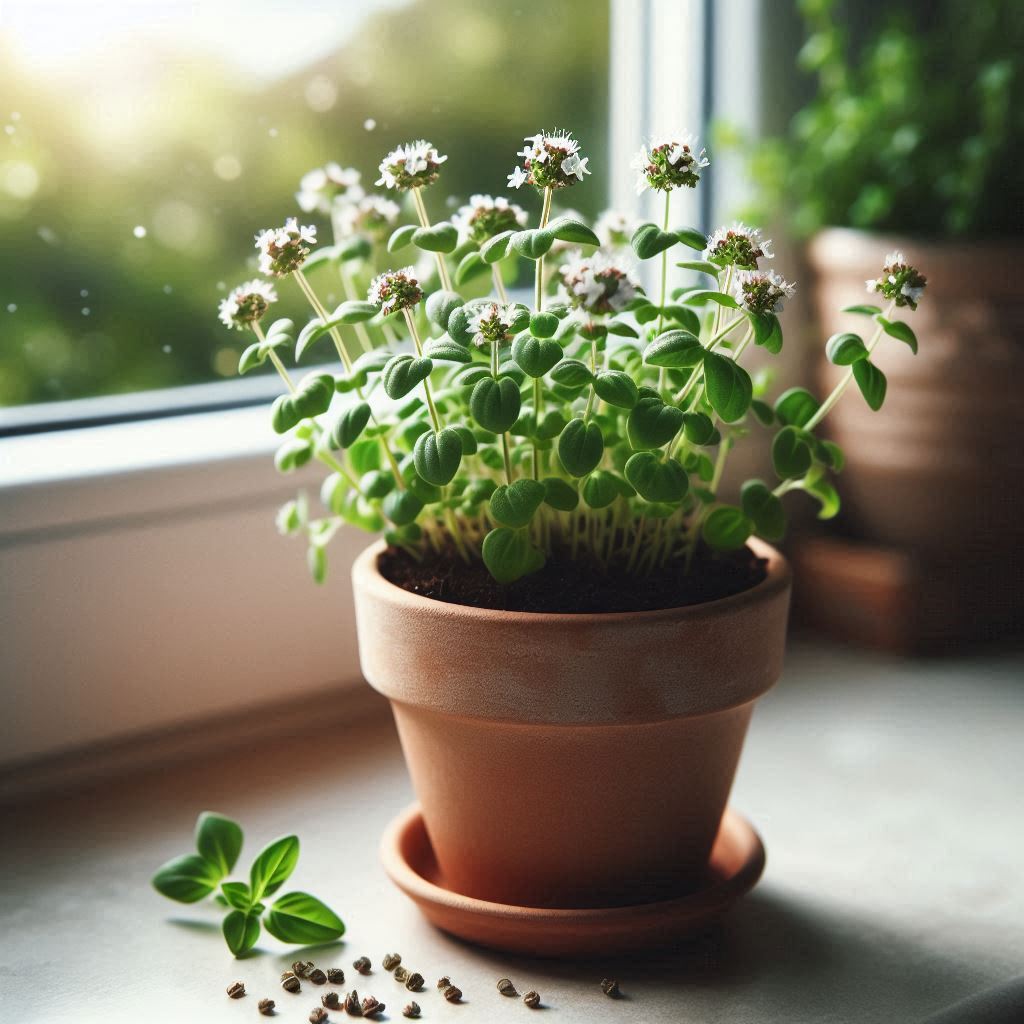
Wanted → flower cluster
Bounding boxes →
[336,194,401,240]
[732,269,796,315]
[705,223,773,269]
[368,266,422,314]
[559,251,639,315]
[866,250,928,310]
[376,140,447,191]
[469,302,518,348]
[217,279,277,330]
[508,130,590,191]
[632,137,708,194]
[295,163,364,215]
[453,194,528,245]
[255,218,317,277]
[594,209,636,249]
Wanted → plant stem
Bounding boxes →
[671,315,746,404]
[411,187,453,291]
[295,269,353,373]
[491,263,509,303]
[340,264,374,353]
[253,323,297,393]
[530,187,553,481]
[403,308,442,433]
[490,336,514,485]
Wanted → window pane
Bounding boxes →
[0,0,609,407]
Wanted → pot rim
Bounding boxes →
[354,536,790,624]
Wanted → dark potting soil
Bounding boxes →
[378,543,768,614]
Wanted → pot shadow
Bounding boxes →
[435,888,996,1022]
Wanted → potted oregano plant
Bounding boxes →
[738,0,1020,565]
[218,129,925,911]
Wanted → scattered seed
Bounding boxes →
[436,975,451,990]
[310,1009,329,1024]
[402,1002,421,1019]
[309,968,328,985]
[282,976,302,994]
[523,990,541,1009]
[393,966,410,984]
[322,992,341,1009]
[353,956,372,975]
[382,953,402,972]
[497,978,517,997]
[361,996,385,1017]
[282,971,296,981]
[227,981,246,999]
[601,978,621,998]
[258,997,275,1015]
[443,984,463,1003]
[327,968,346,985]
[344,990,363,1016]
[405,972,424,992]
[293,961,314,979]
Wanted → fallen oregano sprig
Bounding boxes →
[219,129,927,585]
[151,811,345,956]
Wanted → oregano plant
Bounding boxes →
[152,812,345,956]
[217,129,926,585]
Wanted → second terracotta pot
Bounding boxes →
[353,540,790,910]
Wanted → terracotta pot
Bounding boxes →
[807,228,1024,555]
[352,539,791,910]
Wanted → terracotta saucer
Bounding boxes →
[380,802,765,958]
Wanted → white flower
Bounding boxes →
[633,134,708,194]
[469,302,517,348]
[452,193,528,243]
[594,209,636,249]
[335,194,401,239]
[732,269,795,315]
[218,279,277,330]
[507,165,529,189]
[255,218,317,276]
[866,250,927,309]
[367,266,422,314]
[704,222,773,268]
[559,250,640,315]
[376,140,447,190]
[510,129,591,190]
[295,163,364,214]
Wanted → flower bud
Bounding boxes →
[255,218,317,276]
[559,251,639,315]
[368,267,422,314]
[296,163,364,214]
[508,130,590,191]
[218,279,277,329]
[376,140,447,191]
[731,269,795,315]
[632,135,708,194]
[865,250,927,309]
[453,194,528,244]
[704,222,773,269]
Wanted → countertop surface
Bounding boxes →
[2,641,1023,1023]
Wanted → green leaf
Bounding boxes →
[542,477,579,511]
[774,387,820,428]
[412,221,458,253]
[805,477,841,519]
[238,343,265,375]
[360,469,395,499]
[582,470,621,509]
[751,399,774,426]
[593,370,638,409]
[481,527,545,583]
[661,304,702,335]
[772,425,813,479]
[274,438,313,473]
[249,835,299,901]
[682,411,715,445]
[220,881,253,912]
[825,332,869,366]
[529,312,559,338]
[423,336,472,363]
[383,489,424,526]
[387,224,417,252]
[382,354,433,400]
[151,854,220,904]
[223,910,261,957]
[703,352,753,423]
[674,226,707,250]
[644,329,704,368]
[820,439,845,472]
[687,290,740,309]
[489,478,546,528]
[510,228,556,260]
[624,452,689,503]
[336,235,371,262]
[454,250,490,286]
[470,377,521,433]
[270,373,334,434]
[627,396,684,450]
[512,334,562,378]
[750,312,783,354]
[631,222,677,260]
[606,319,639,338]
[877,316,918,354]
[413,428,463,486]
[676,259,721,275]
[332,402,371,448]
[702,506,753,550]
[841,303,882,315]
[425,290,464,331]
[852,359,887,410]
[480,229,515,264]
[195,812,243,879]
[547,215,600,246]
[550,359,594,388]
[331,300,379,324]
[557,418,604,476]
[740,481,786,542]
[263,891,345,946]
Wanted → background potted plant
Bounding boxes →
[217,127,924,931]
[737,0,1022,644]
